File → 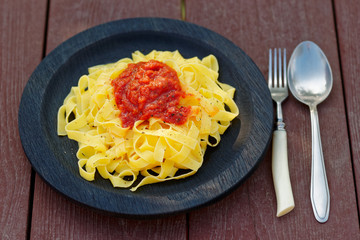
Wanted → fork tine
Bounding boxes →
[274,49,277,88]
[268,49,272,88]
[278,48,282,87]
[283,49,287,88]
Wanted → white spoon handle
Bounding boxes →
[310,106,330,223]
[272,130,295,217]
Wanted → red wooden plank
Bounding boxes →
[46,0,182,53]
[30,1,187,239]
[334,0,360,213]
[0,0,47,239]
[32,179,186,239]
[186,0,359,239]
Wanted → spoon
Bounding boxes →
[288,41,332,223]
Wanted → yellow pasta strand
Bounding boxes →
[57,50,239,191]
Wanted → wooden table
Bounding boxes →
[2,0,360,239]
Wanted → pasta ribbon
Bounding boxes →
[58,50,239,191]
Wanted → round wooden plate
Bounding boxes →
[19,18,273,218]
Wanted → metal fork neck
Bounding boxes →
[276,121,286,130]
[276,102,286,130]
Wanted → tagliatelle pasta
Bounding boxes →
[57,50,239,191]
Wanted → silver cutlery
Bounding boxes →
[288,41,332,223]
[268,48,295,217]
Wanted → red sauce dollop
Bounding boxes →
[111,60,191,128]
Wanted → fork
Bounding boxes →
[268,48,295,217]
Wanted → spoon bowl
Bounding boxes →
[288,41,333,107]
[288,41,333,223]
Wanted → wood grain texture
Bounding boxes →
[186,0,359,239]
[32,179,186,240]
[30,1,187,239]
[46,0,181,53]
[334,0,360,212]
[0,0,47,239]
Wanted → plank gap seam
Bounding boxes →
[26,170,36,240]
[331,0,360,227]
[181,0,186,21]
[26,0,51,239]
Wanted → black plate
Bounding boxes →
[19,18,273,218]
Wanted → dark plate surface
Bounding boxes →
[18,18,273,218]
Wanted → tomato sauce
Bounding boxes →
[111,60,191,128]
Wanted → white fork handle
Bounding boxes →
[272,130,295,217]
